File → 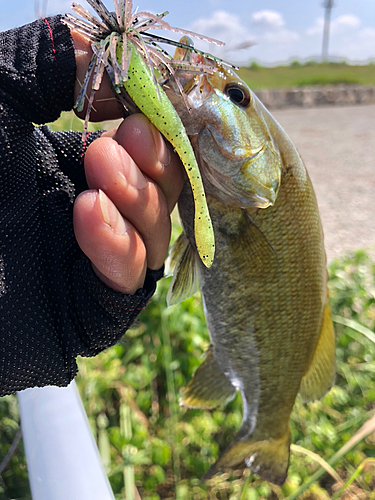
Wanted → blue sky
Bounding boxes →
[1,0,374,64]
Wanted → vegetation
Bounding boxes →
[1,248,375,499]
[1,64,375,497]
[237,61,375,90]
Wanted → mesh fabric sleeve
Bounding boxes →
[0,17,160,396]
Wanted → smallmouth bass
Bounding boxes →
[164,44,335,485]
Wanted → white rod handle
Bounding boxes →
[17,381,115,500]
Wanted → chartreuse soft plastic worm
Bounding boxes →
[118,41,215,268]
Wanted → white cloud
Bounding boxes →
[190,9,372,65]
[307,14,361,37]
[263,29,299,44]
[306,17,324,37]
[249,11,298,60]
[332,26,375,61]
[191,10,240,34]
[333,14,361,31]
[305,13,374,62]
[190,11,256,63]
[251,10,284,29]
[358,27,375,40]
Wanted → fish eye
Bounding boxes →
[225,83,251,107]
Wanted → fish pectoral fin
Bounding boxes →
[299,300,336,402]
[202,430,291,486]
[235,211,278,276]
[165,232,188,277]
[166,232,199,306]
[179,349,236,410]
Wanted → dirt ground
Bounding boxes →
[272,104,375,262]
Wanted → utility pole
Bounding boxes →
[322,0,334,61]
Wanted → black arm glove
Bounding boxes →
[0,16,160,395]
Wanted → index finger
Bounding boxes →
[113,114,185,212]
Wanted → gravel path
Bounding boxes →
[272,105,375,262]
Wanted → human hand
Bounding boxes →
[70,31,184,294]
[72,30,124,121]
[73,114,184,295]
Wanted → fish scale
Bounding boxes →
[166,49,335,485]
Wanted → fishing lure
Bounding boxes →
[63,0,230,268]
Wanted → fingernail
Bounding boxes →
[98,189,128,234]
[151,126,171,167]
[117,145,148,189]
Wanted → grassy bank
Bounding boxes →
[237,62,375,91]
[41,62,375,135]
[1,250,375,499]
[1,65,375,499]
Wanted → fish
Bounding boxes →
[164,42,336,485]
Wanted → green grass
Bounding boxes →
[237,62,375,91]
[44,111,121,133]
[1,249,375,499]
[1,68,375,497]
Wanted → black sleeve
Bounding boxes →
[0,16,75,124]
[0,17,160,396]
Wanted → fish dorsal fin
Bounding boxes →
[166,232,200,306]
[299,300,336,402]
[180,348,237,410]
[173,36,194,62]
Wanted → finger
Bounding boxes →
[114,114,184,212]
[74,189,147,294]
[71,30,123,122]
[101,128,117,139]
[84,135,172,270]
